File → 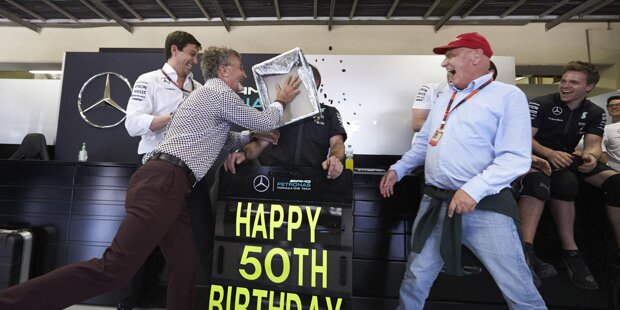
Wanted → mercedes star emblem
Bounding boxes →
[551,106,563,116]
[253,175,270,192]
[78,72,132,128]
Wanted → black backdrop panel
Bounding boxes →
[213,166,353,310]
[56,52,164,162]
[55,52,276,163]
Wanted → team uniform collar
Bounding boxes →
[161,63,193,83]
[558,93,591,111]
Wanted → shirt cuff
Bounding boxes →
[240,130,252,145]
[461,177,493,203]
[270,101,284,116]
[388,163,407,182]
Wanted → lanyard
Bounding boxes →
[160,69,194,94]
[438,78,493,130]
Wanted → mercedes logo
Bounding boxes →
[551,106,563,116]
[253,175,270,192]
[78,72,132,128]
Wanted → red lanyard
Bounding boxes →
[160,69,194,94]
[438,78,493,131]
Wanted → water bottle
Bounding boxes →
[78,142,88,162]
[345,144,354,171]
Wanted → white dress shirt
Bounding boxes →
[125,63,201,154]
[603,122,620,171]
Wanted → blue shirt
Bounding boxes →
[390,73,532,202]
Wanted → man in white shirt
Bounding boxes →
[602,95,620,171]
[125,30,202,159]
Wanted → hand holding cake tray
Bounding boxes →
[252,48,321,128]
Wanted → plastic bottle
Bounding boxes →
[345,144,354,170]
[78,142,88,162]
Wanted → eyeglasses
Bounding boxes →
[608,103,620,108]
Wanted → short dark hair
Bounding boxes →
[608,95,620,105]
[562,61,600,86]
[164,31,201,60]
[309,64,321,88]
[489,60,498,80]
[200,46,241,80]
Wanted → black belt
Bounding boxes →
[427,185,456,194]
[150,152,197,187]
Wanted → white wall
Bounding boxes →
[310,55,515,155]
[1,22,618,67]
[0,79,61,144]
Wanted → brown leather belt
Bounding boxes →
[150,152,197,187]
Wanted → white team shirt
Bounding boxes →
[125,63,202,154]
[603,122,620,171]
[411,81,449,110]
[411,81,449,143]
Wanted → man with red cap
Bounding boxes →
[380,32,546,309]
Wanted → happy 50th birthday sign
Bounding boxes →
[210,201,350,310]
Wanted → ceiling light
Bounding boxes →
[29,70,63,75]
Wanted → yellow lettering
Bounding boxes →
[239,245,262,281]
[286,292,302,310]
[209,285,343,310]
[252,289,268,310]
[265,247,290,283]
[226,286,232,310]
[306,206,321,243]
[208,284,224,310]
[236,202,251,237]
[326,297,342,310]
[252,203,267,239]
[270,204,284,239]
[287,205,302,241]
[269,290,285,310]
[234,286,250,310]
[293,248,309,286]
[309,295,320,310]
[312,249,328,288]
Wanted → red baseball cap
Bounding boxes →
[433,32,493,58]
